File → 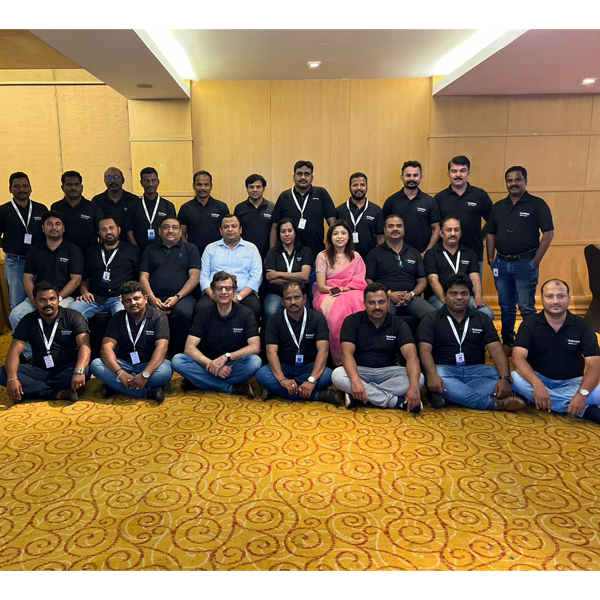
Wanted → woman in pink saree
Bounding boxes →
[312,219,367,365]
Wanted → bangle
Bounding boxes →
[7,377,17,382]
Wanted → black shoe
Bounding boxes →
[396,398,423,414]
[58,388,78,402]
[428,391,445,409]
[584,405,600,425]
[180,378,196,391]
[101,384,115,399]
[232,381,255,399]
[317,388,342,406]
[344,392,357,409]
[261,387,271,401]
[147,386,165,404]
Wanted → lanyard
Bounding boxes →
[346,198,369,231]
[101,247,119,269]
[282,251,296,273]
[11,199,32,232]
[447,316,469,353]
[443,250,461,274]
[291,189,309,218]
[142,196,161,227]
[38,318,59,355]
[284,308,307,351]
[126,314,147,350]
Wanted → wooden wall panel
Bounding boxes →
[541,192,584,242]
[130,99,192,139]
[580,192,600,241]
[589,96,600,132]
[585,135,600,188]
[430,96,509,135]
[507,96,594,133]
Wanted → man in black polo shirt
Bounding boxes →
[126,167,176,250]
[256,281,339,404]
[92,167,140,241]
[270,160,337,258]
[512,279,600,424]
[424,216,494,320]
[418,273,523,411]
[487,166,554,351]
[90,280,172,403]
[178,170,228,257]
[331,283,424,411]
[434,155,493,274]
[172,271,262,398]
[70,216,142,318]
[0,172,46,309]
[382,160,440,255]
[51,170,103,252]
[335,172,384,261]
[0,282,91,403]
[365,214,435,321]
[234,174,274,260]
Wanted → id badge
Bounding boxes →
[493,268,499,277]
[44,354,55,369]
[295,354,304,367]
[102,271,111,282]
[298,218,307,230]
[130,351,140,365]
[352,231,359,244]
[455,352,466,366]
[24,233,32,244]
[147,228,155,240]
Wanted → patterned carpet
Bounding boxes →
[1,332,600,570]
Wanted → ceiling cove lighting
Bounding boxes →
[582,78,598,85]
[144,29,198,80]
[307,61,322,69]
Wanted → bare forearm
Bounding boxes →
[425,224,440,253]
[100,345,122,373]
[145,344,169,376]
[230,339,260,361]
[75,342,91,371]
[60,276,82,299]
[266,346,285,382]
[127,231,137,246]
[428,276,444,302]
[412,279,427,296]
[406,355,422,389]
[487,343,510,377]
[418,345,438,379]
[5,348,21,379]
[512,354,543,387]
[341,353,362,385]
[471,274,483,299]
[310,347,328,381]
[486,234,496,262]
[533,231,554,264]
[178,274,199,298]
[581,363,600,393]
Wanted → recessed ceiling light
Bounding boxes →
[307,61,321,69]
[581,78,598,85]
[136,83,153,89]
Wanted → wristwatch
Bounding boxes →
[142,371,151,379]
[225,352,231,360]
[499,375,513,383]
[578,388,590,397]
[73,367,85,375]
[236,294,243,302]
[175,293,182,300]
[307,376,317,384]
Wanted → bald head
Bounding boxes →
[104,167,125,193]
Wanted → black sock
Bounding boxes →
[584,406,600,425]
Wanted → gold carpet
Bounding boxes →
[1,333,600,571]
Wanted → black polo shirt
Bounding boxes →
[190,301,259,360]
[234,198,275,260]
[104,306,170,363]
[91,189,140,240]
[382,189,440,253]
[50,197,103,252]
[84,241,142,298]
[264,245,315,296]
[515,311,599,380]
[335,199,384,260]
[417,305,498,366]
[434,184,493,261]
[365,242,425,291]
[0,199,46,256]
[126,196,177,250]
[424,243,479,285]
[487,192,554,256]
[265,308,329,365]
[13,307,89,371]
[272,186,337,256]
[178,196,229,256]
[340,311,415,368]
[139,240,201,300]
[24,240,84,291]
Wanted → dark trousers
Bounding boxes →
[194,293,262,326]
[164,295,195,356]
[0,362,89,401]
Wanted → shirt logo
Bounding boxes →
[566,339,580,345]
[305,333,315,339]
[296,256,302,262]
[385,335,396,341]
[460,260,470,265]
[416,207,427,213]
[59,257,69,263]
[263,213,272,219]
[519,212,530,217]
[80,214,91,220]
[471,328,483,334]
[232,327,243,334]
[158,211,166,217]
[60,330,72,335]
[406,259,416,264]
[467,202,478,207]
[33,216,42,221]
[211,213,220,218]
[365,215,375,221]
[145,330,154,335]
[312,197,319,200]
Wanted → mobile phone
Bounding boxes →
[330,286,342,296]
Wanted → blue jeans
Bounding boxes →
[171,353,262,393]
[70,296,124,319]
[512,370,600,417]
[492,257,538,346]
[256,363,332,400]
[90,358,172,398]
[4,256,27,309]
[263,294,284,322]
[428,294,495,321]
[435,364,499,410]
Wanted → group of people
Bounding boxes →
[0,156,599,426]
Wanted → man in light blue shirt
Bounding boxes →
[196,214,262,323]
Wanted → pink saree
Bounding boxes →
[312,256,367,364]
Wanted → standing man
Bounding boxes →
[512,279,600,425]
[178,170,229,257]
[70,216,142,319]
[0,282,91,403]
[234,174,275,260]
[487,166,554,352]
[270,160,337,258]
[335,172,384,261]
[331,282,424,411]
[92,167,140,241]
[434,155,493,274]
[90,280,172,403]
[126,167,176,250]
[0,172,46,309]
[51,170,103,252]
[382,160,440,255]
[139,217,200,356]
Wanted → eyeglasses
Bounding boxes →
[104,175,122,181]
[215,285,234,292]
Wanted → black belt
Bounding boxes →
[4,253,26,259]
[497,249,536,262]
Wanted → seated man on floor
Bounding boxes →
[90,281,172,404]
[512,279,600,424]
[331,282,424,411]
[256,281,339,404]
[417,273,523,411]
[0,282,91,403]
[172,271,262,398]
